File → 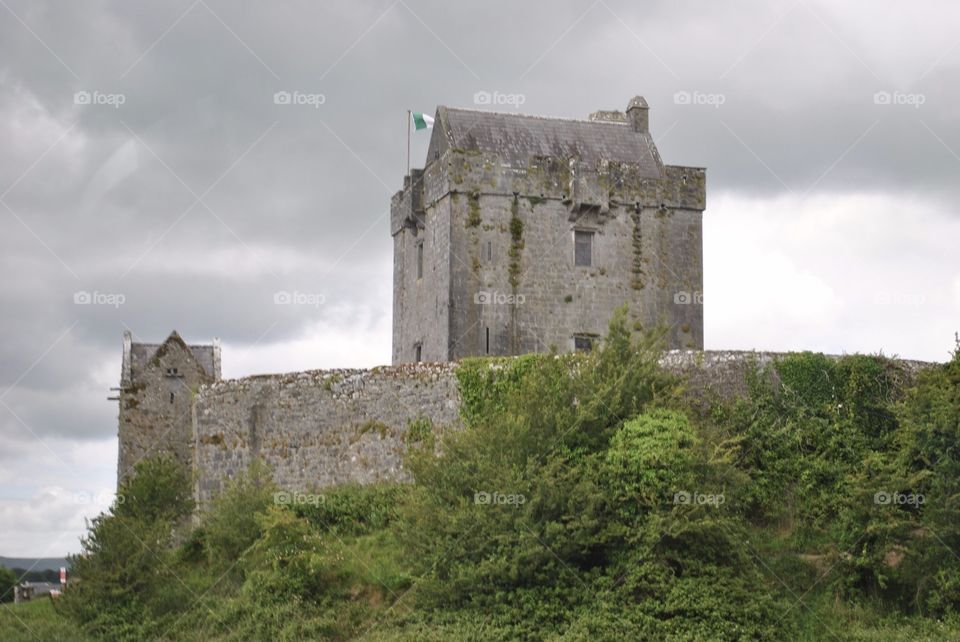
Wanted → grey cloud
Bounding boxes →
[1,0,958,554]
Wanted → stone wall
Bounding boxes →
[192,362,460,505]
[188,350,936,504]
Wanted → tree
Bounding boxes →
[0,566,17,603]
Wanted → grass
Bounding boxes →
[5,592,956,642]
[794,599,960,641]
[0,599,90,641]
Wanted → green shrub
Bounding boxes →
[56,334,960,640]
[202,459,277,567]
[61,456,194,635]
[0,566,16,603]
[294,484,404,536]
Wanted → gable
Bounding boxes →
[130,332,217,382]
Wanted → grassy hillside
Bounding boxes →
[0,599,90,641]
[5,314,958,641]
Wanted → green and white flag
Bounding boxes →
[412,111,434,130]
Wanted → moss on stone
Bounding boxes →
[630,209,645,290]
[466,192,481,227]
[200,433,224,446]
[404,416,434,445]
[508,197,524,290]
[323,373,342,392]
[358,420,391,440]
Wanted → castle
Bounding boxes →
[392,96,705,363]
[116,96,712,499]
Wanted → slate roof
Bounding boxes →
[20,582,59,596]
[130,338,217,379]
[429,106,664,177]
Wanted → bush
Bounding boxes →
[61,456,194,635]
[293,484,405,536]
[202,459,277,567]
[56,331,960,640]
[0,566,16,603]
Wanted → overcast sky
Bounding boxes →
[1,0,958,557]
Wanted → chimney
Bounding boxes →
[626,96,649,133]
[121,330,132,386]
[212,337,222,381]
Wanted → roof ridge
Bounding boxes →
[439,105,632,127]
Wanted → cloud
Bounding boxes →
[706,190,960,359]
[0,438,116,557]
[1,0,958,554]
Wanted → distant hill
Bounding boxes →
[0,556,70,572]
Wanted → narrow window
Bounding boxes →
[414,344,422,363]
[574,336,593,352]
[169,392,175,404]
[484,240,492,263]
[416,241,424,279]
[574,231,593,267]
[485,327,490,354]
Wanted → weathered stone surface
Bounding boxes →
[392,96,706,364]
[117,331,219,486]
[191,363,460,504]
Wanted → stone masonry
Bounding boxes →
[391,96,706,364]
[117,331,220,486]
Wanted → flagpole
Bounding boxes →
[406,109,411,176]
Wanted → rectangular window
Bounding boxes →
[574,336,593,352]
[574,230,593,267]
[416,241,424,279]
[485,327,490,354]
[483,240,492,263]
[414,344,422,362]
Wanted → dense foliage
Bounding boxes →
[0,566,16,603]
[12,319,959,640]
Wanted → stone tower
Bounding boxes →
[391,96,706,364]
[117,330,221,485]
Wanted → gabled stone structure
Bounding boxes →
[117,330,220,485]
